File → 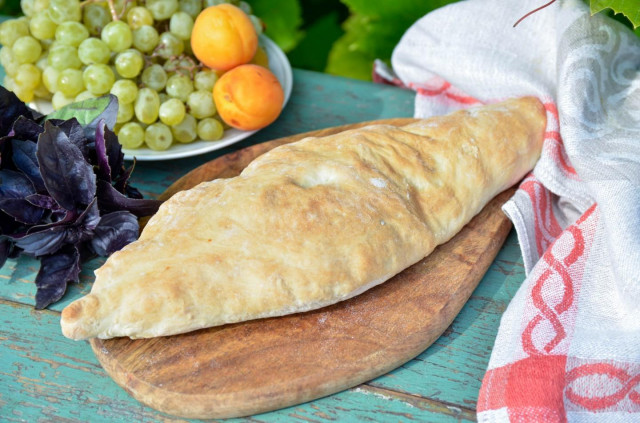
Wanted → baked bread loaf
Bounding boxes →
[61,97,546,340]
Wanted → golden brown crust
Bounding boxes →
[60,97,546,340]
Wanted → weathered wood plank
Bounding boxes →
[1,299,477,422]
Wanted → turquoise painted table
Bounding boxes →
[0,68,526,422]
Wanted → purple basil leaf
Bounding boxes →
[26,207,77,234]
[63,199,100,246]
[96,179,162,217]
[0,198,44,225]
[94,119,111,181]
[90,211,138,256]
[34,245,80,309]
[25,194,59,210]
[12,225,68,256]
[87,95,118,136]
[56,118,90,159]
[10,115,44,141]
[12,139,46,193]
[94,119,125,183]
[36,121,96,211]
[105,126,124,181]
[0,169,36,198]
[0,85,36,138]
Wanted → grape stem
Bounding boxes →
[80,0,131,21]
[513,0,556,27]
[159,54,203,79]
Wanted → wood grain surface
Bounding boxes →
[89,120,515,420]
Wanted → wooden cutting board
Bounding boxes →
[90,119,515,419]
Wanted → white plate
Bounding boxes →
[30,35,293,161]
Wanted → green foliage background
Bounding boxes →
[1,0,638,81]
[248,0,639,81]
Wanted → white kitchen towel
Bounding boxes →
[386,0,640,420]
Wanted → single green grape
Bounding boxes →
[118,122,145,149]
[169,12,194,41]
[7,76,35,103]
[146,0,179,21]
[197,118,224,142]
[12,36,42,64]
[29,12,57,41]
[0,46,19,77]
[0,18,30,47]
[83,3,111,36]
[187,90,217,119]
[159,98,186,126]
[140,64,167,91]
[55,21,89,47]
[51,90,74,109]
[20,0,36,16]
[74,90,96,102]
[47,43,82,70]
[132,25,159,53]
[165,73,193,102]
[179,0,202,18]
[145,122,173,151]
[78,38,110,65]
[23,0,52,16]
[116,102,135,124]
[83,64,115,95]
[197,117,224,141]
[134,87,160,124]
[101,20,133,53]
[194,69,218,92]
[110,79,138,105]
[115,49,144,78]
[42,66,60,92]
[171,113,197,143]
[57,68,84,97]
[127,6,154,29]
[48,0,81,24]
[15,64,42,91]
[156,32,184,59]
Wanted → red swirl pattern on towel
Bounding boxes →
[521,204,594,356]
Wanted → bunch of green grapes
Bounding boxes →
[0,0,264,151]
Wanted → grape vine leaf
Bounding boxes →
[326,0,456,81]
[287,11,344,72]
[591,0,640,28]
[247,0,304,52]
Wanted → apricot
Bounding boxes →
[190,4,258,71]
[213,64,284,131]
